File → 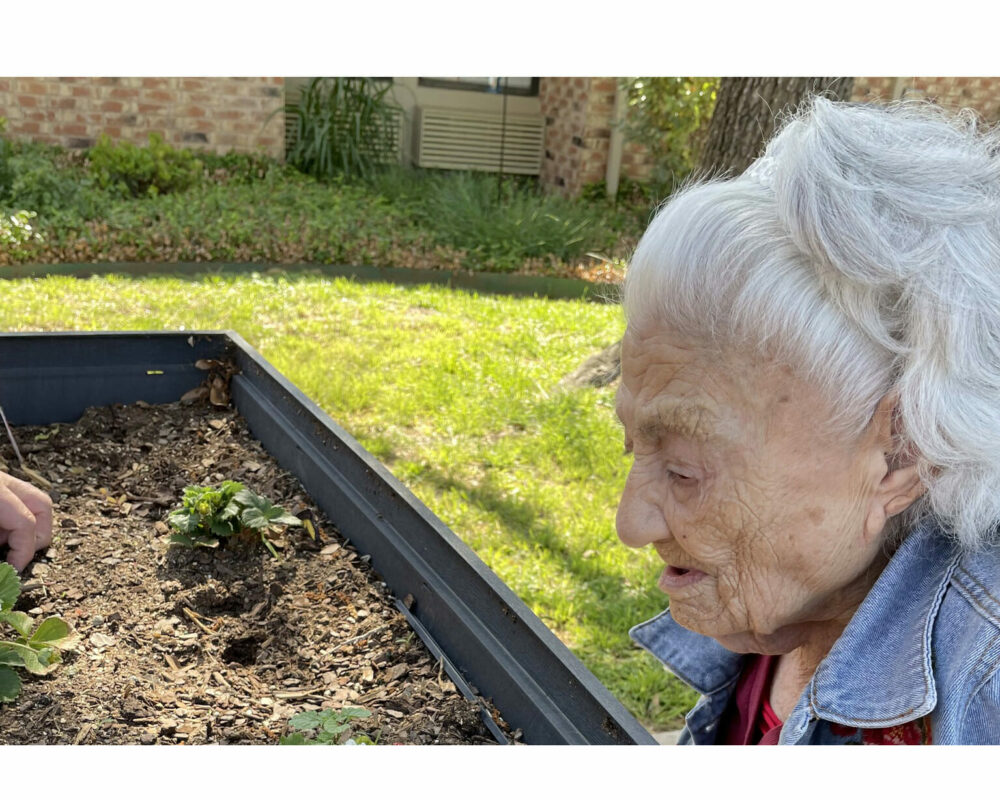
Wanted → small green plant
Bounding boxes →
[0,563,77,703]
[283,77,402,181]
[280,707,374,745]
[166,481,302,558]
[88,132,202,198]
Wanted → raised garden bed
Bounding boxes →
[0,331,656,745]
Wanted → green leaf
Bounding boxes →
[0,643,26,667]
[0,610,33,638]
[270,512,302,527]
[279,733,309,745]
[168,533,196,548]
[30,617,75,650]
[1,642,59,675]
[0,563,20,612]
[240,508,270,530]
[0,666,21,703]
[322,719,350,736]
[167,510,199,534]
[287,711,324,731]
[337,707,372,720]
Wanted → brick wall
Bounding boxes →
[852,76,1000,120]
[0,77,285,157]
[539,77,662,196]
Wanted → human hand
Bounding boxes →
[0,472,54,572]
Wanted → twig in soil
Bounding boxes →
[330,624,389,652]
[274,687,327,700]
[72,723,93,746]
[182,606,222,635]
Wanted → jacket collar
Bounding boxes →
[629,519,962,724]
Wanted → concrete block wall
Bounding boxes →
[0,77,285,157]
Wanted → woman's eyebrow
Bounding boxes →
[635,400,724,444]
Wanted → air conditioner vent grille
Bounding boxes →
[415,107,544,174]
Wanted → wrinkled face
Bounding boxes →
[615,324,889,654]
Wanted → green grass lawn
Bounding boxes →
[0,271,698,728]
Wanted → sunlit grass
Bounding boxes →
[0,271,698,728]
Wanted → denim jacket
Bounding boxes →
[629,519,1000,744]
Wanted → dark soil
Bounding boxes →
[0,399,517,745]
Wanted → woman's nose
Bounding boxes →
[616,472,670,549]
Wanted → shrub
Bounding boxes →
[88,132,203,198]
[284,77,402,181]
[622,77,719,187]
[416,171,612,269]
[199,151,287,185]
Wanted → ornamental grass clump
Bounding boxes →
[0,563,77,703]
[166,480,302,558]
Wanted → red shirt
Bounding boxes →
[720,654,783,745]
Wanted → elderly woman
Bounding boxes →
[617,98,1000,745]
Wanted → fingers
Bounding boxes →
[0,473,54,572]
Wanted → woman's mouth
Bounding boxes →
[658,565,708,592]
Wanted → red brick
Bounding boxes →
[102,126,122,138]
[138,103,165,114]
[148,90,175,103]
[11,120,40,134]
[25,81,50,95]
[142,78,170,89]
[17,95,38,108]
[71,86,93,98]
[181,105,206,118]
[0,80,9,92]
[100,100,123,113]
[182,79,205,91]
[214,109,244,120]
[110,87,139,100]
[54,123,87,136]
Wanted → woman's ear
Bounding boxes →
[864,393,926,538]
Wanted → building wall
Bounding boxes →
[0,77,285,157]
[541,76,1000,197]
[853,76,1000,120]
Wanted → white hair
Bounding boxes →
[623,97,1000,550]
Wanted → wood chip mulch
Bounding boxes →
[0,400,519,745]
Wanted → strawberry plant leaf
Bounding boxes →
[240,508,270,530]
[271,512,302,527]
[30,617,76,650]
[0,644,26,667]
[169,533,196,548]
[0,563,20,612]
[287,711,324,731]
[279,732,310,745]
[0,610,33,639]
[0,666,20,703]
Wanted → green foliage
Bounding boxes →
[0,563,77,703]
[0,209,43,250]
[88,132,203,198]
[280,707,373,745]
[622,77,719,187]
[167,481,301,557]
[284,77,402,182]
[382,169,614,270]
[199,151,288,185]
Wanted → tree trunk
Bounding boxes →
[698,77,854,177]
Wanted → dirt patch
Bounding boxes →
[0,400,517,745]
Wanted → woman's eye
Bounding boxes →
[667,469,696,485]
